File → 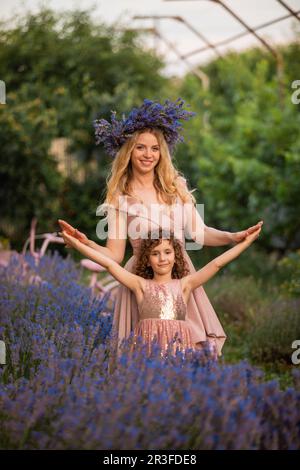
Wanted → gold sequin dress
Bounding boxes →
[132,278,195,356]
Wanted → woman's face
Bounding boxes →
[130,132,160,174]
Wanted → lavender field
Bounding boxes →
[1,253,300,450]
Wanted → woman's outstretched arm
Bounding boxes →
[204,222,264,246]
[61,231,142,293]
[183,226,262,292]
[179,177,263,246]
[184,203,263,247]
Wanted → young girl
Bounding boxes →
[61,224,262,360]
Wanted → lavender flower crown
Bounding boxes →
[93,98,196,157]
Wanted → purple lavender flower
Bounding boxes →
[1,254,300,450]
[93,98,196,157]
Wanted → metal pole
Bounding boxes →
[183,10,300,59]
[276,0,300,23]
[134,14,221,58]
[132,16,210,89]
[164,0,286,106]
[154,29,210,89]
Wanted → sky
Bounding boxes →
[1,0,299,76]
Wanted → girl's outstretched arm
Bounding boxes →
[183,226,262,292]
[61,231,143,294]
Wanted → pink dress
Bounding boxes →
[132,278,195,357]
[106,192,226,365]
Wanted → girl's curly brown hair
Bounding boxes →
[135,228,190,279]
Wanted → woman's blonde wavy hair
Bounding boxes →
[101,128,196,207]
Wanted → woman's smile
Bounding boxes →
[140,159,153,166]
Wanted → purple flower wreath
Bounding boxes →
[93,98,196,157]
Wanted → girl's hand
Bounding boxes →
[60,231,81,249]
[244,225,262,246]
[58,219,89,247]
[232,220,263,243]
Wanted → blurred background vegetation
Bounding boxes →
[0,8,299,386]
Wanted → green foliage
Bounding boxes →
[177,39,300,253]
[247,297,300,364]
[190,242,282,288]
[0,93,62,242]
[207,275,266,326]
[206,274,299,388]
[59,175,105,242]
[0,8,169,248]
[278,249,300,297]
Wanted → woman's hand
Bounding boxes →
[58,219,89,247]
[231,220,263,243]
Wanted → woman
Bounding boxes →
[59,99,262,361]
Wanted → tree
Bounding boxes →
[177,40,300,253]
[0,8,169,248]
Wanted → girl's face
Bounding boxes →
[148,239,175,276]
[130,132,160,174]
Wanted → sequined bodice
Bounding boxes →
[139,279,187,321]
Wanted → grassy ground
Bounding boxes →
[205,273,299,390]
[219,322,295,389]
